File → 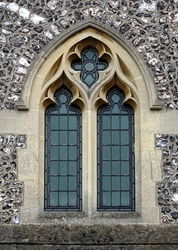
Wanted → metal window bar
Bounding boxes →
[44,86,82,211]
[97,86,135,211]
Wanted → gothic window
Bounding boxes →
[41,30,138,214]
[44,86,82,211]
[97,86,135,211]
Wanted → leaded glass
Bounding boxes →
[45,86,82,211]
[71,47,108,87]
[97,86,135,211]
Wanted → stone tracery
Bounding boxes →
[0,0,178,110]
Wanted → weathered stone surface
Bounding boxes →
[0,0,178,110]
[9,246,178,250]
[0,224,178,246]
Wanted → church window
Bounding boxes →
[97,86,135,211]
[44,86,82,211]
[41,29,138,214]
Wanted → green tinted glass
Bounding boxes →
[45,86,82,211]
[71,47,108,87]
[97,86,135,211]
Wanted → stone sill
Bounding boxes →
[38,211,140,220]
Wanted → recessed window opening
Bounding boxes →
[97,86,135,211]
[44,86,82,211]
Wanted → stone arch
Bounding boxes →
[17,22,162,111]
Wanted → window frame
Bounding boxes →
[35,27,144,219]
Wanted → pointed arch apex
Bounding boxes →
[17,23,162,111]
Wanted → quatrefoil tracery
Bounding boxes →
[71,47,108,88]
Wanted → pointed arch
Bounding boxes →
[17,23,162,111]
[21,24,164,217]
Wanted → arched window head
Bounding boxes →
[97,86,135,211]
[71,47,108,87]
[40,28,140,216]
[45,86,82,211]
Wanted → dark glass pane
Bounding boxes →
[121,116,129,129]
[103,162,111,175]
[112,161,120,175]
[51,116,58,129]
[59,131,68,145]
[103,146,111,160]
[103,192,111,206]
[112,146,120,160]
[112,131,120,144]
[69,116,77,129]
[103,176,111,191]
[69,192,77,206]
[45,86,82,211]
[112,192,120,206]
[50,177,58,190]
[59,162,68,175]
[69,131,77,144]
[69,146,77,160]
[112,176,120,190]
[102,116,110,129]
[59,94,67,103]
[60,116,68,129]
[51,131,58,145]
[121,131,129,145]
[50,192,58,206]
[71,63,82,71]
[69,177,76,190]
[60,146,67,160]
[97,86,134,211]
[71,47,108,87]
[121,192,129,206]
[121,161,129,175]
[112,94,120,103]
[50,146,58,160]
[121,177,130,190]
[121,146,129,160]
[69,162,77,175]
[59,192,67,206]
[102,131,110,145]
[60,104,67,114]
[50,161,58,175]
[59,177,67,190]
[112,116,119,129]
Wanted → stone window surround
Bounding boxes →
[17,26,163,223]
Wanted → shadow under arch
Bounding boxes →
[16,20,163,111]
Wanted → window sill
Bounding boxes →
[38,210,141,221]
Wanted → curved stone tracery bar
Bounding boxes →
[0,0,178,110]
